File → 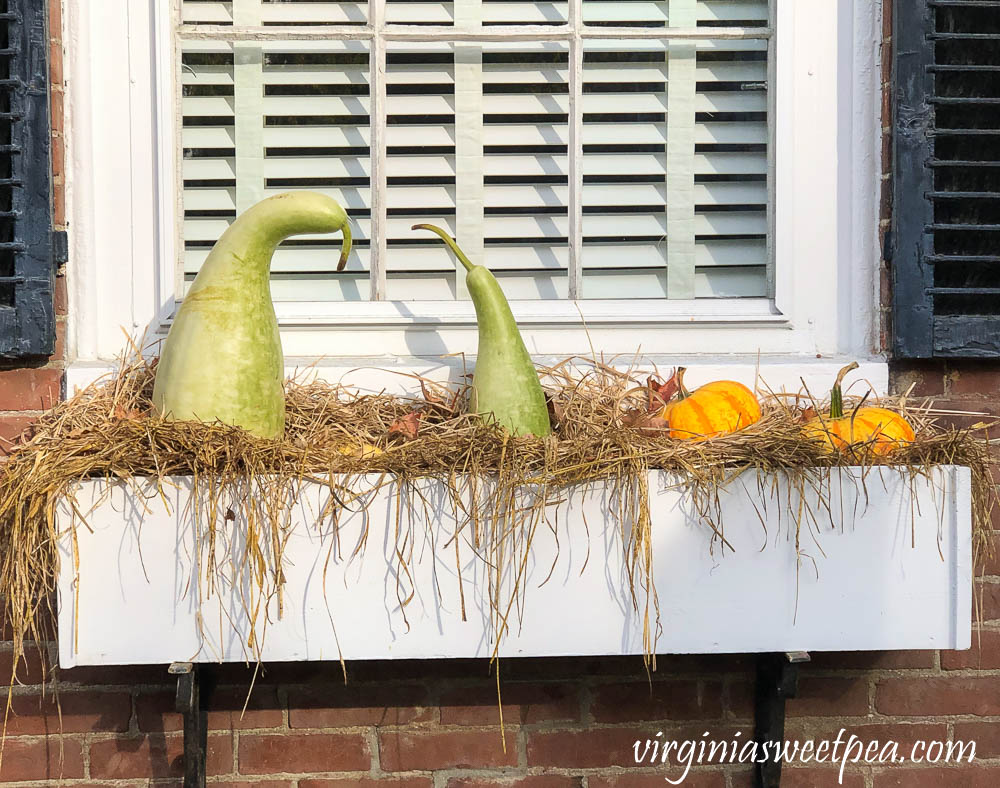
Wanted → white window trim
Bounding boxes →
[64,0,886,389]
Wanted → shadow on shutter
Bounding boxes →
[0,0,54,359]
[892,0,1000,359]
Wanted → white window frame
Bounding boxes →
[63,0,887,392]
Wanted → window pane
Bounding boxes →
[386,42,458,300]
[176,1,772,305]
[482,1,568,25]
[482,42,570,299]
[582,0,769,28]
[386,1,455,25]
[181,40,373,302]
[182,1,370,26]
[581,37,768,299]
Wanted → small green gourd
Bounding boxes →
[413,224,551,437]
[153,192,352,438]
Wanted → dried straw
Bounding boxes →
[0,352,994,710]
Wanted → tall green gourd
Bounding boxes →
[414,224,551,438]
[153,192,352,438]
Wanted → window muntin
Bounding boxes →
[178,0,772,304]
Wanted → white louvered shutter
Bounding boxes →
[179,1,771,303]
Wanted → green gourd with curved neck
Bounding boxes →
[414,224,551,438]
[153,192,352,438]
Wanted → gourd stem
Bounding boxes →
[675,367,691,400]
[336,221,353,272]
[413,224,476,272]
[830,361,859,420]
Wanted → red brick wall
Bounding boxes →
[1,0,999,785]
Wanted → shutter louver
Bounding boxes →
[180,0,770,304]
[893,0,1000,358]
[0,0,54,359]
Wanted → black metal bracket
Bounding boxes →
[753,651,810,788]
[170,662,212,788]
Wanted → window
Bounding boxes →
[179,1,770,304]
[67,0,885,379]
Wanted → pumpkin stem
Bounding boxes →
[830,361,860,420]
[674,367,691,400]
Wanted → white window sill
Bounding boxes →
[65,357,889,401]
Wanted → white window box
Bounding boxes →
[57,465,971,668]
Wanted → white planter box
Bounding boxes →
[57,466,972,668]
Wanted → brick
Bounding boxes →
[589,774,725,788]
[785,722,948,758]
[51,126,64,181]
[977,581,1000,621]
[53,176,66,227]
[785,677,869,718]
[137,686,283,732]
[53,318,67,359]
[981,532,1000,575]
[238,732,370,775]
[49,38,64,92]
[380,729,518,771]
[0,595,54,640]
[948,365,1000,397]
[48,0,63,48]
[880,180,892,224]
[729,766,866,788]
[438,681,578,725]
[3,690,131,735]
[725,679,755,718]
[0,737,83,781]
[873,768,995,788]
[876,677,1000,716]
[879,266,891,309]
[942,629,1000,669]
[527,726,750,769]
[0,645,48,684]
[927,400,1000,432]
[528,728,642,768]
[807,650,936,670]
[54,274,68,314]
[89,733,232,779]
[0,414,36,450]
[299,780,433,788]
[889,362,947,398]
[447,778,582,788]
[0,367,61,410]
[720,676,866,722]
[782,769,865,788]
[589,680,722,724]
[953,721,1000,759]
[288,682,432,728]
[207,782,294,788]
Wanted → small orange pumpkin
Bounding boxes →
[661,367,762,440]
[803,362,915,455]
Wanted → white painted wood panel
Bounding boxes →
[58,466,971,667]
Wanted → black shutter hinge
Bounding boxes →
[882,229,893,265]
[52,229,68,267]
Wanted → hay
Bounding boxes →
[0,352,995,702]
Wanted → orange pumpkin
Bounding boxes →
[803,362,915,455]
[661,367,762,440]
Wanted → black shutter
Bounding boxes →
[0,0,54,359]
[892,0,1000,359]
